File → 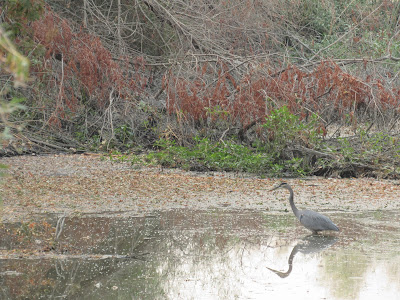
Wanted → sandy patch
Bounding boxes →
[1,154,399,222]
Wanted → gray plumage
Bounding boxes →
[271,182,339,234]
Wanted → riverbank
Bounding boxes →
[1,154,399,223]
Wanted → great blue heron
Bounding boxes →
[271,183,339,234]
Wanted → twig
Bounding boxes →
[219,127,230,145]
[27,136,71,151]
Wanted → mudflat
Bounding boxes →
[1,154,399,222]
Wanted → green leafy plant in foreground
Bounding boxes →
[259,105,324,173]
[101,105,400,178]
[139,106,326,176]
[145,136,313,176]
[262,105,323,153]
[336,129,400,166]
[145,137,270,173]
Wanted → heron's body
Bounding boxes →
[272,183,339,234]
[296,209,339,233]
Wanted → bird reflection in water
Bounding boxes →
[267,235,338,278]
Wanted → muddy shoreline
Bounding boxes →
[1,154,400,223]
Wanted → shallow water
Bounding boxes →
[1,209,399,299]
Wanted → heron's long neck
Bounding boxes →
[268,244,298,278]
[287,186,300,218]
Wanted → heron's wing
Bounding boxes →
[299,210,339,231]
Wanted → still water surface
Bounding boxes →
[1,209,399,299]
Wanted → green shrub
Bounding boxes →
[262,105,323,154]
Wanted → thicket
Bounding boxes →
[1,0,400,177]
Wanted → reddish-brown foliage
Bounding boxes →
[29,7,147,126]
[165,60,400,128]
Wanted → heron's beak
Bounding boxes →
[270,186,279,191]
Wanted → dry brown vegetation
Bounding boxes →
[1,0,400,176]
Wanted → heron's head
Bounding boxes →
[270,182,289,191]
